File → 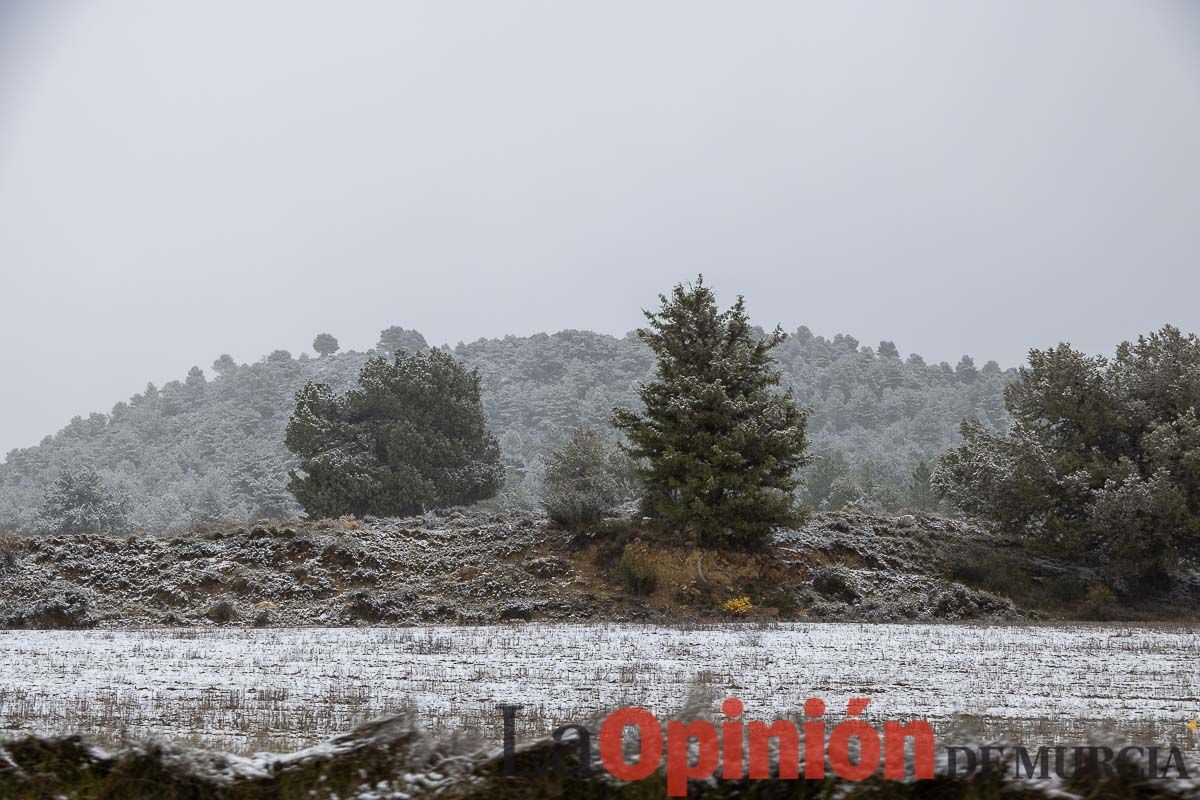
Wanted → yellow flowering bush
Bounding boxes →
[722,596,752,616]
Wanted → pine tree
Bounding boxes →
[37,466,129,533]
[212,354,237,375]
[285,349,504,518]
[935,325,1200,592]
[377,326,429,355]
[908,460,934,510]
[613,277,809,549]
[955,355,979,384]
[312,333,340,357]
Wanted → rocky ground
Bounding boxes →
[1,509,1196,629]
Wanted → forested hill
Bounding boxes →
[0,327,1012,531]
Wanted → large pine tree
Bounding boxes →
[613,277,809,548]
[285,349,504,518]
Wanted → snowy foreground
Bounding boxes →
[1,623,1196,754]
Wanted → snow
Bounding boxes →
[0,623,1196,754]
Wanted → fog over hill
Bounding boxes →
[0,325,1009,531]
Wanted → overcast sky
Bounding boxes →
[1,1,1198,457]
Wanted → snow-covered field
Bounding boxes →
[1,623,1196,754]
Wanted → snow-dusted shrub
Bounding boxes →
[3,585,96,629]
[811,564,859,603]
[206,599,237,625]
[541,428,626,527]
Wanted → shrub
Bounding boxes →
[1045,574,1088,605]
[1078,585,1121,621]
[945,548,1033,598]
[206,600,237,625]
[541,428,627,527]
[721,596,753,616]
[615,547,658,597]
[0,531,26,572]
[810,565,858,603]
[4,587,96,629]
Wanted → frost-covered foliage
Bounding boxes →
[0,350,340,531]
[376,325,428,355]
[0,322,1010,531]
[614,277,809,548]
[936,325,1200,590]
[312,332,340,356]
[36,466,128,534]
[541,427,631,526]
[285,350,504,518]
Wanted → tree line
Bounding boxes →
[0,315,1007,532]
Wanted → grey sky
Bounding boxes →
[1,1,1198,458]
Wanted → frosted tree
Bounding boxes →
[212,354,237,375]
[936,325,1200,591]
[613,277,809,548]
[37,466,129,534]
[541,427,627,526]
[377,326,428,355]
[285,349,504,517]
[312,333,340,357]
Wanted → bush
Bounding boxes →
[4,587,96,629]
[1077,584,1121,621]
[810,565,859,603]
[615,547,658,597]
[721,596,752,616]
[945,548,1033,598]
[206,600,237,625]
[1045,574,1088,605]
[541,428,627,527]
[1086,467,1182,590]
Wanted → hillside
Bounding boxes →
[0,327,1011,532]
[7,506,1192,630]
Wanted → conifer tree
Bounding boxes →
[312,333,340,356]
[37,466,129,533]
[908,460,934,510]
[377,326,428,355]
[285,349,503,518]
[613,277,809,548]
[935,325,1200,591]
